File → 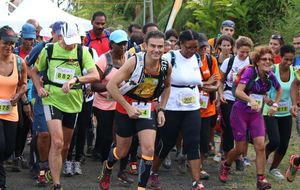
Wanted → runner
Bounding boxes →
[83,11,110,57]
[208,20,235,56]
[98,30,171,190]
[31,22,99,190]
[269,34,284,64]
[0,25,28,190]
[92,29,134,184]
[219,46,282,190]
[263,45,295,180]
[25,21,65,184]
[215,35,235,66]
[293,33,300,66]
[150,30,205,190]
[286,69,300,182]
[197,33,220,180]
[218,36,253,169]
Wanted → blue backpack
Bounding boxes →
[84,30,110,47]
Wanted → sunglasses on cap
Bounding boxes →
[271,34,283,40]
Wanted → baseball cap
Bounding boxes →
[21,23,36,39]
[0,25,18,43]
[61,22,81,45]
[109,30,128,43]
[198,33,209,47]
[51,21,65,35]
[222,20,235,28]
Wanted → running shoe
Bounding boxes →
[50,184,63,190]
[191,181,205,190]
[149,173,161,190]
[243,156,251,166]
[213,153,222,163]
[45,170,52,183]
[128,162,139,175]
[200,170,210,180]
[235,158,244,171]
[36,170,47,186]
[256,178,271,190]
[219,161,230,183]
[73,161,82,175]
[162,154,172,169]
[269,168,284,180]
[286,154,300,182]
[98,160,112,190]
[117,170,134,184]
[11,157,21,172]
[63,160,73,176]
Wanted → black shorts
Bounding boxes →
[114,111,157,138]
[43,105,78,129]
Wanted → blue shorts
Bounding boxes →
[32,96,48,132]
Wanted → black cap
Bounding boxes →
[0,26,18,43]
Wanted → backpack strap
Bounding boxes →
[84,32,92,47]
[170,51,176,67]
[101,52,113,81]
[206,54,213,73]
[134,43,141,54]
[223,56,235,91]
[15,54,22,82]
[88,47,94,59]
[195,52,201,67]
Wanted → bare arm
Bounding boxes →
[106,57,138,117]
[11,59,27,106]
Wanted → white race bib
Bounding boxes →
[177,92,196,106]
[277,101,289,113]
[200,94,209,109]
[53,67,75,84]
[0,99,12,114]
[247,94,263,108]
[132,102,151,119]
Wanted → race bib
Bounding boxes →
[200,94,209,109]
[132,102,151,119]
[178,92,196,106]
[53,67,75,84]
[277,101,289,113]
[0,99,12,114]
[247,94,263,108]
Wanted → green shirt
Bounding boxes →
[263,64,293,117]
[36,43,95,113]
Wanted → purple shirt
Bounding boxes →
[235,66,281,113]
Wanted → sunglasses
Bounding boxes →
[260,57,274,62]
[271,34,283,40]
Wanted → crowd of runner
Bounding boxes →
[1,10,300,190]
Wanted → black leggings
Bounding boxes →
[93,108,114,163]
[0,119,18,188]
[200,116,214,157]
[67,100,93,161]
[264,116,292,156]
[156,110,201,161]
[15,101,31,157]
[220,100,234,153]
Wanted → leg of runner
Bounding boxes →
[137,129,156,189]
[47,120,64,186]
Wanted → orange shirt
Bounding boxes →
[200,55,220,118]
[0,55,19,122]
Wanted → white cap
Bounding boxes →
[61,22,81,45]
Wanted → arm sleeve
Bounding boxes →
[239,67,255,85]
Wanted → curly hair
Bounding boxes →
[251,46,274,66]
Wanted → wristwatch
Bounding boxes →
[74,76,80,83]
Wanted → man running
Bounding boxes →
[98,30,171,190]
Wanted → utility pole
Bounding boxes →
[143,0,153,25]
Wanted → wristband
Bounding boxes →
[272,103,279,108]
[157,108,165,113]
